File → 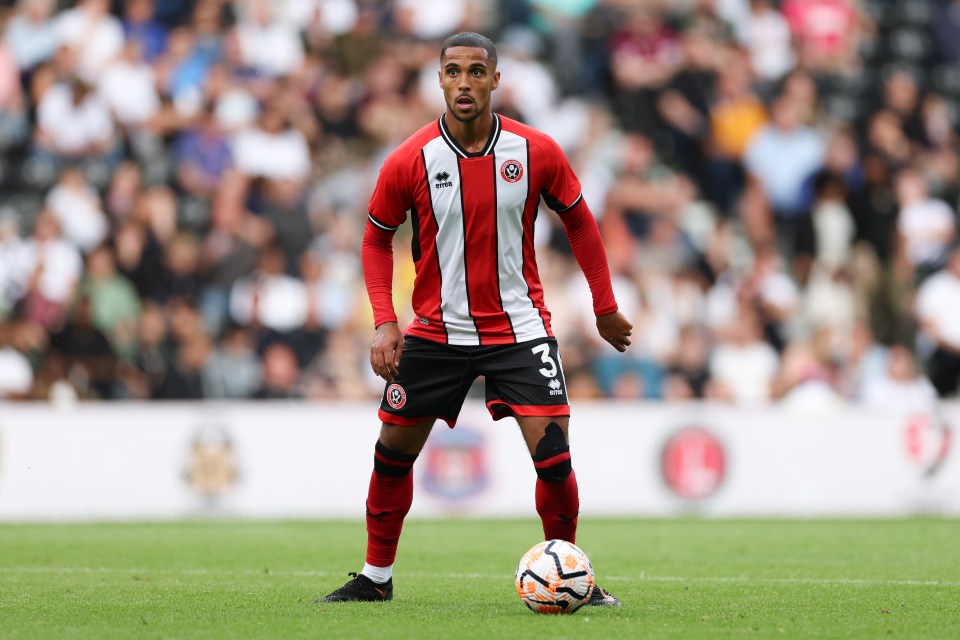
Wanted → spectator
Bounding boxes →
[915,246,960,396]
[708,306,780,404]
[98,39,162,142]
[743,94,825,278]
[80,244,141,357]
[706,53,767,216]
[740,0,794,85]
[861,343,937,412]
[17,211,83,331]
[122,0,169,63]
[228,243,308,336]
[781,0,860,75]
[0,42,28,150]
[895,167,956,281]
[232,102,311,182]
[45,167,110,253]
[0,319,33,399]
[664,323,713,400]
[0,214,27,316]
[4,0,59,73]
[173,103,232,199]
[55,0,124,82]
[235,0,304,78]
[202,323,261,399]
[49,295,117,399]
[254,341,303,399]
[34,76,117,168]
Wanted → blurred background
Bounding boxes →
[0,0,956,411]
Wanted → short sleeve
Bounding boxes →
[367,152,413,231]
[538,137,583,214]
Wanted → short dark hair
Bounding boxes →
[440,32,498,66]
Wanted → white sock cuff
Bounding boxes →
[361,563,393,584]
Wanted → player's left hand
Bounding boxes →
[596,311,633,352]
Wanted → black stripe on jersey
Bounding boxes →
[455,158,481,338]
[410,205,421,263]
[438,114,501,159]
[420,148,449,343]
[368,213,399,231]
[522,139,549,335]
[541,191,583,214]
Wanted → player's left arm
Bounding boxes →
[557,199,633,352]
[539,137,632,352]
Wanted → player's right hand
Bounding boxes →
[371,321,404,381]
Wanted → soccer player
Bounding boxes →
[317,32,633,606]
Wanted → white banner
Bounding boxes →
[0,401,957,520]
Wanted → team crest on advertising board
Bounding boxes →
[423,427,488,502]
[184,424,239,503]
[386,383,406,409]
[904,412,953,478]
[500,159,523,183]
[660,427,726,501]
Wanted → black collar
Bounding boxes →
[438,113,501,159]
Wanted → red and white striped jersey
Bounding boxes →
[367,114,609,345]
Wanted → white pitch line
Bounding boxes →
[1,567,958,588]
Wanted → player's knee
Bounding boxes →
[373,441,418,477]
[532,422,572,482]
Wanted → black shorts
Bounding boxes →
[378,336,570,427]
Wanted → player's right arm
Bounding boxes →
[363,153,413,381]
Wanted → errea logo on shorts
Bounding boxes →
[548,379,563,396]
[387,383,407,409]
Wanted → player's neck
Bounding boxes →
[443,111,495,155]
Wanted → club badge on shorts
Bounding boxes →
[387,383,407,409]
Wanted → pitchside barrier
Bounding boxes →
[0,401,957,521]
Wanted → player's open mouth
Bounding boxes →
[456,97,474,108]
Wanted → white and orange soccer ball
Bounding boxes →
[515,539,595,614]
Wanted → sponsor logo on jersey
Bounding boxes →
[387,383,407,409]
[500,159,523,183]
[418,316,430,325]
[434,171,453,189]
[661,427,726,501]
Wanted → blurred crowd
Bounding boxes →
[0,0,958,410]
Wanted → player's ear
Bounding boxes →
[492,70,500,91]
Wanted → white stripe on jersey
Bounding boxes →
[422,136,479,343]
[493,130,549,342]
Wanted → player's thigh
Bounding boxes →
[378,336,474,427]
[378,419,436,456]
[479,338,570,422]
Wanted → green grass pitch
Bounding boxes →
[1,519,958,639]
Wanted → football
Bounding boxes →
[515,539,595,614]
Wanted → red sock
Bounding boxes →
[535,469,579,543]
[365,442,417,567]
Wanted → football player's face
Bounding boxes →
[439,47,499,123]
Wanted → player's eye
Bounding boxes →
[471,69,483,77]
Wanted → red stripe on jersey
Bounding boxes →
[409,151,448,340]
[522,141,553,335]
[459,157,514,344]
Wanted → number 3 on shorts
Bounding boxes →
[531,343,557,378]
